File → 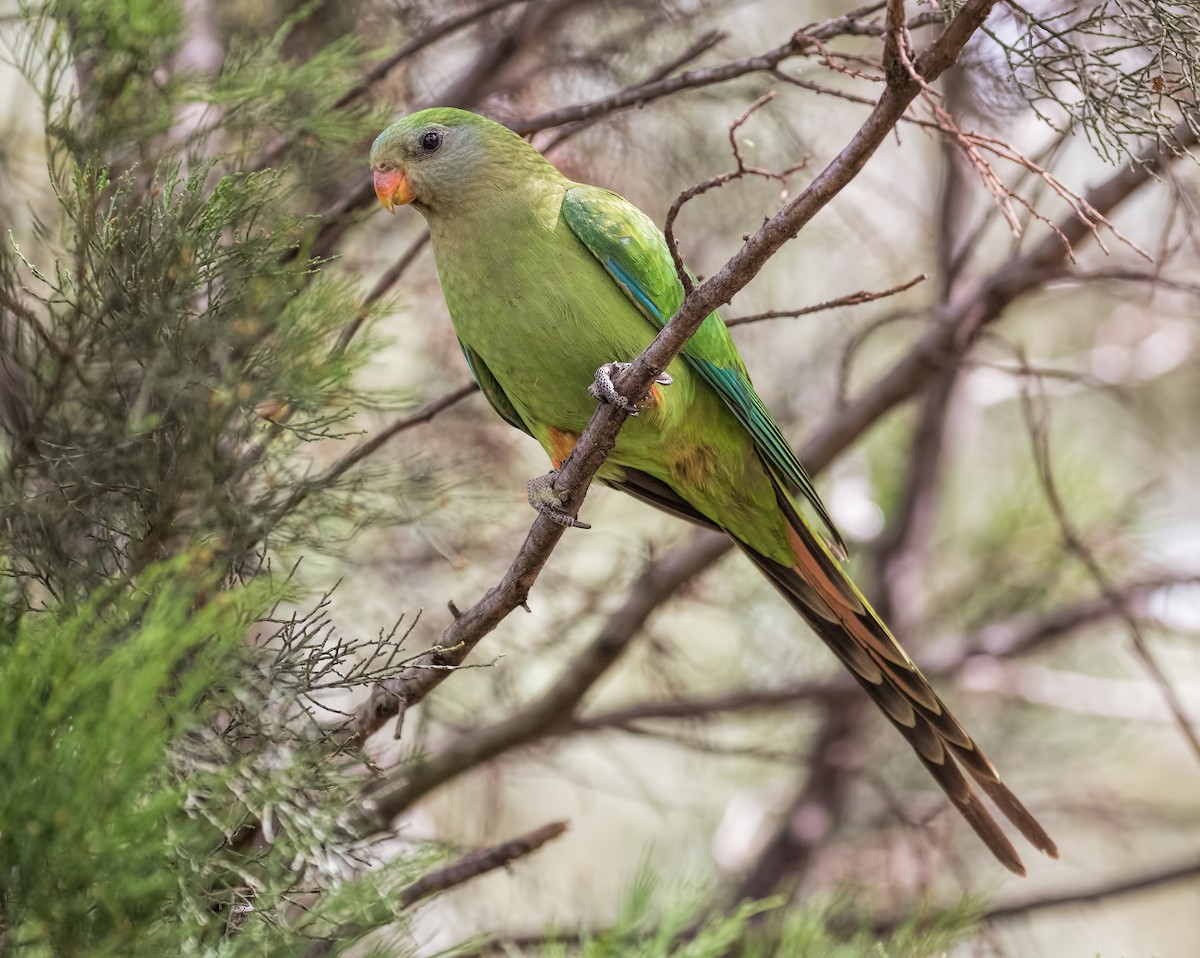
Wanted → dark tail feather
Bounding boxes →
[737,540,1058,874]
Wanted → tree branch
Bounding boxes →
[801,116,1200,472]
[567,575,1187,732]
[355,531,730,824]
[980,858,1200,924]
[302,820,568,958]
[339,1,1004,787]
[725,273,926,328]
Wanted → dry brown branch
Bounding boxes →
[1016,355,1200,763]
[663,90,808,293]
[864,857,1200,939]
[337,3,1007,791]
[335,231,432,351]
[254,0,530,171]
[354,532,731,824]
[979,858,1200,924]
[800,116,1199,473]
[736,706,863,902]
[302,820,568,958]
[925,103,1152,261]
[538,29,726,154]
[267,383,478,528]
[513,4,948,134]
[461,856,1200,956]
[566,576,1189,734]
[725,273,926,327]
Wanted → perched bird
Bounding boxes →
[371,107,1058,874]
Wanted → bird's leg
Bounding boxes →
[526,468,591,529]
[588,361,672,417]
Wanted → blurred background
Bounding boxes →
[2,1,1199,955]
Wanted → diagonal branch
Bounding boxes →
[302,820,568,958]
[725,273,926,327]
[801,115,1200,472]
[345,0,1004,830]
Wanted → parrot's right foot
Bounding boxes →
[527,469,591,529]
[588,362,672,417]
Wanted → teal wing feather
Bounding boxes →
[561,184,846,557]
[460,341,532,436]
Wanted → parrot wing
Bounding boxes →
[562,183,1058,873]
[460,341,533,436]
[561,184,847,560]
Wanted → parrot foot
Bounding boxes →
[587,362,672,416]
[527,469,591,530]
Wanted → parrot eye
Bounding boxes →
[419,130,442,152]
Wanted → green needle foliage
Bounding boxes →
[0,0,434,952]
[0,556,437,955]
[525,869,973,958]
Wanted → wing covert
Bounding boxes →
[561,184,846,557]
[459,341,532,436]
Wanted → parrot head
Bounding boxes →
[370,107,544,216]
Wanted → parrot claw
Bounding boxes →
[527,469,591,530]
[588,361,672,417]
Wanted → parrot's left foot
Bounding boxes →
[527,469,591,529]
[588,361,672,416]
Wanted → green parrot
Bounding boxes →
[370,107,1057,875]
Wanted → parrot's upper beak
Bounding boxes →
[373,167,414,213]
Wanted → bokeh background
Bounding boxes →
[3,1,1199,955]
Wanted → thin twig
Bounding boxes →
[726,273,926,327]
[1016,354,1200,764]
[302,821,568,958]
[981,858,1200,923]
[800,116,1199,473]
[539,30,726,154]
[254,0,529,170]
[354,533,729,822]
[335,231,431,352]
[567,576,1185,732]
[269,383,478,526]
[663,90,808,293]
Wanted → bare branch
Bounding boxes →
[269,383,478,526]
[801,116,1199,473]
[663,91,807,294]
[569,575,1189,732]
[338,2,1006,790]
[255,0,530,170]
[725,273,926,328]
[735,706,863,902]
[510,3,944,135]
[335,231,431,352]
[981,858,1200,924]
[1016,355,1200,763]
[355,532,730,824]
[539,29,726,154]
[303,820,568,958]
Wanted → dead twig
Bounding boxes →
[339,2,1007,784]
[663,90,808,294]
[302,820,568,958]
[725,273,926,327]
[1015,352,1200,765]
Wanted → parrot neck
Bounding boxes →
[426,170,568,247]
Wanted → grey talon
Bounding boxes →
[526,470,591,530]
[587,361,635,413]
[588,360,670,416]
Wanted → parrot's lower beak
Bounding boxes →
[373,168,414,212]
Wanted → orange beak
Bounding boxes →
[373,168,414,212]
